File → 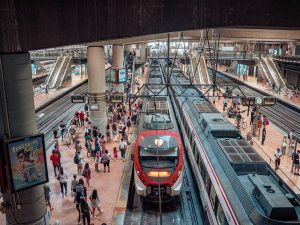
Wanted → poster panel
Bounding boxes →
[6,134,48,192]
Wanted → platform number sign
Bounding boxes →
[71,94,85,103]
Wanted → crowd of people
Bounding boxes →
[44,69,146,225]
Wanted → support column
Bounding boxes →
[291,42,297,56]
[112,44,124,93]
[140,43,146,64]
[87,46,107,133]
[0,53,48,225]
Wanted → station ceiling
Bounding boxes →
[1,0,300,52]
[87,28,300,46]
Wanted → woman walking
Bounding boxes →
[83,163,92,187]
[57,168,68,197]
[89,189,103,217]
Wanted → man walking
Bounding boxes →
[274,148,282,171]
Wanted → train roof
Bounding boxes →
[170,67,300,224]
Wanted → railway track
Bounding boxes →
[35,83,88,149]
[125,154,204,225]
[211,71,300,141]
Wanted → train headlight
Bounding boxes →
[154,138,164,147]
[147,171,170,177]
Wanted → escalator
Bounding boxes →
[45,56,71,89]
[265,57,287,89]
[191,56,210,85]
[259,58,276,86]
[45,56,63,88]
[191,57,203,84]
[199,56,210,84]
[56,57,71,88]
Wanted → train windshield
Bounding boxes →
[138,135,179,168]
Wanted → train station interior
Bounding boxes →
[1,1,300,225]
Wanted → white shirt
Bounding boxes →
[59,173,68,183]
[274,152,282,160]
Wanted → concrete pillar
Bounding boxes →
[112,45,124,93]
[140,43,146,64]
[291,42,297,56]
[87,46,107,133]
[0,53,48,225]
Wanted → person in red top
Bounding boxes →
[50,150,59,177]
[79,111,85,127]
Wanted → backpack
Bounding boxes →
[102,154,109,164]
[74,154,80,164]
[75,185,84,203]
[82,169,88,177]
[119,142,125,150]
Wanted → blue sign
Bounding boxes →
[118,68,126,83]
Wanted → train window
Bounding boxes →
[189,133,193,144]
[192,139,195,151]
[194,151,199,163]
[216,204,229,225]
[210,184,217,210]
[203,169,211,194]
[198,156,203,173]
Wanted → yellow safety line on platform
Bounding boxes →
[112,128,136,225]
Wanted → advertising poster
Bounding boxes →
[6,135,48,192]
[118,68,126,83]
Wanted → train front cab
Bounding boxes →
[133,130,183,201]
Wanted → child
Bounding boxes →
[113,147,118,160]
[71,174,79,197]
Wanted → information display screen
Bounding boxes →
[5,134,48,192]
[118,68,126,83]
[263,97,277,106]
[110,94,123,103]
[71,94,85,103]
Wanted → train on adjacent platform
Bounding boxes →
[160,59,300,225]
[133,59,184,202]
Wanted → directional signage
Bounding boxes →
[263,97,277,106]
[71,94,85,103]
[241,96,277,106]
[110,92,123,104]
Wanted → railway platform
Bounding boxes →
[210,93,300,194]
[218,65,300,109]
[34,64,111,110]
[34,74,87,109]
